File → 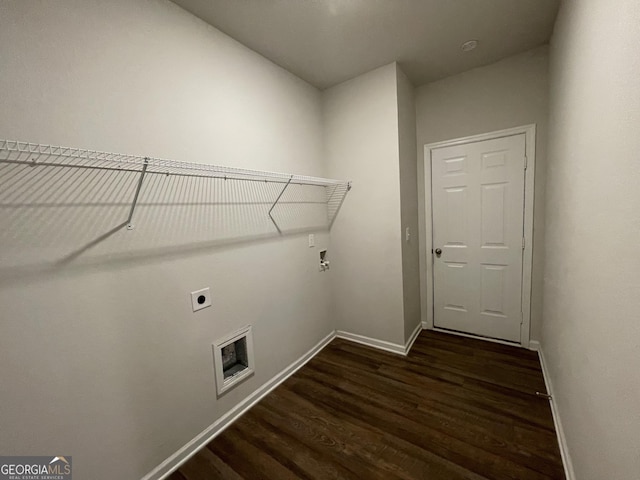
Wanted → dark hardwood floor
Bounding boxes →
[169,330,565,479]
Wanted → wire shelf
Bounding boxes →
[0,139,350,187]
[0,139,351,260]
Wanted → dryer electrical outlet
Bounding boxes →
[191,287,212,312]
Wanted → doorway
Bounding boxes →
[423,126,535,346]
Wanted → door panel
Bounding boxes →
[432,134,525,343]
[480,265,507,316]
[481,183,506,245]
[443,262,468,312]
[445,187,468,244]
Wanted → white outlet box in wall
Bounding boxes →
[308,234,315,247]
[191,287,211,312]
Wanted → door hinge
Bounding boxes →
[522,237,525,250]
[524,156,528,170]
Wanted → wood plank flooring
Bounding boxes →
[169,330,565,479]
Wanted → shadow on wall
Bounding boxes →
[0,161,349,286]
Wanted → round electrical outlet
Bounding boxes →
[191,287,212,312]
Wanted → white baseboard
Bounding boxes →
[335,330,406,355]
[141,330,337,480]
[405,322,423,355]
[431,327,520,348]
[336,324,424,356]
[536,344,576,480]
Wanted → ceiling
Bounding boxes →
[171,0,559,90]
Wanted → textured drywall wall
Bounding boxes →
[543,1,640,478]
[416,46,549,341]
[0,1,332,479]
[323,63,405,346]
[396,66,421,342]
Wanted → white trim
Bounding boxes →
[423,125,536,150]
[528,340,541,351]
[335,330,406,355]
[420,150,435,330]
[337,324,424,357]
[141,330,337,480]
[536,344,576,480]
[520,125,536,348]
[420,124,536,347]
[431,327,520,348]
[405,322,423,355]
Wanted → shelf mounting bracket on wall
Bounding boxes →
[268,175,293,234]
[327,182,351,229]
[126,157,149,230]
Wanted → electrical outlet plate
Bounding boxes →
[191,287,212,312]
[308,234,315,247]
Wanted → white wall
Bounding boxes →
[415,46,549,341]
[323,63,406,346]
[0,1,333,479]
[543,1,640,478]
[396,66,421,342]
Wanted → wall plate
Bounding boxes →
[191,287,211,312]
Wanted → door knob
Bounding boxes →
[435,248,442,256]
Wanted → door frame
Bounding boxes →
[420,125,536,348]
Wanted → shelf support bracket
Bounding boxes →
[326,184,340,205]
[328,182,351,229]
[268,175,293,234]
[126,158,149,230]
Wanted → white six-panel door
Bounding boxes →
[431,134,526,342]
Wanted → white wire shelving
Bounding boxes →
[0,139,351,234]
